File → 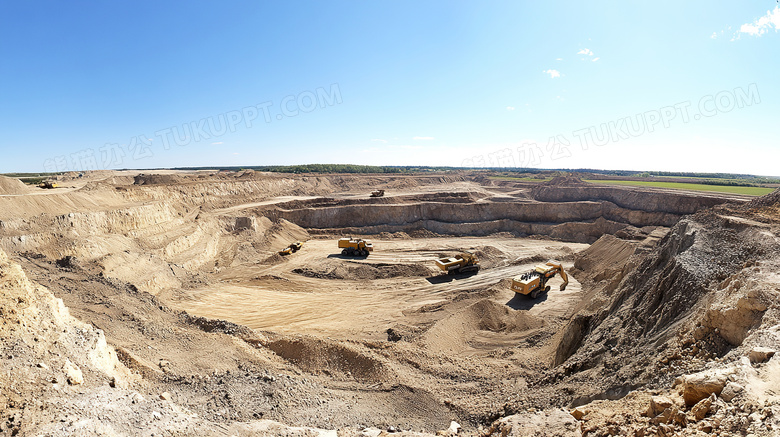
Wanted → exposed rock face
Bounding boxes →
[703,285,769,346]
[485,409,582,437]
[682,369,731,406]
[268,200,679,244]
[0,249,132,388]
[645,396,674,417]
[691,396,712,421]
[551,207,779,401]
[260,176,743,244]
[719,381,744,402]
[530,180,736,215]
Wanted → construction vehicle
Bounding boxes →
[370,189,385,197]
[338,237,373,257]
[435,251,480,275]
[39,181,58,189]
[511,260,568,298]
[278,241,304,256]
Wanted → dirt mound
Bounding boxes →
[541,174,587,186]
[261,252,287,265]
[421,299,544,354]
[266,336,392,383]
[472,245,507,269]
[378,231,411,239]
[740,187,780,221]
[259,218,310,252]
[0,176,31,195]
[133,173,186,185]
[408,228,441,238]
[470,299,543,333]
[510,254,546,266]
[293,261,432,280]
[745,187,780,208]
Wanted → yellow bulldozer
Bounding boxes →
[511,260,568,298]
[435,251,480,275]
[370,189,385,197]
[338,238,373,257]
[278,241,304,256]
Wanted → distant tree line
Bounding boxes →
[250,164,405,173]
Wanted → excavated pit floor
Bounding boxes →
[165,237,587,342]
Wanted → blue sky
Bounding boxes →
[1,1,778,175]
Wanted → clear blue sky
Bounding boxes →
[1,1,778,175]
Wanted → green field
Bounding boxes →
[489,176,553,182]
[583,180,775,196]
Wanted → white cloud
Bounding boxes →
[211,141,224,145]
[370,139,388,143]
[413,136,435,140]
[232,152,239,155]
[577,48,594,56]
[710,32,718,39]
[738,6,780,37]
[506,106,515,111]
[555,58,563,61]
[543,69,561,78]
[592,57,600,62]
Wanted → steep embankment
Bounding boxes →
[267,201,643,243]
[530,179,739,215]
[260,176,741,244]
[549,191,780,405]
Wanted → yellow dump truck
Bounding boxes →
[39,181,58,189]
[511,260,568,298]
[278,241,303,255]
[338,238,373,257]
[435,251,480,275]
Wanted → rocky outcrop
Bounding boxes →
[551,208,780,401]
[484,409,582,436]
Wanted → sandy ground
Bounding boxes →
[167,237,586,340]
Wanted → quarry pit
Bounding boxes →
[1,170,779,436]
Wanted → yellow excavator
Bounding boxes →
[511,260,568,298]
[338,238,373,257]
[435,251,480,275]
[278,241,303,256]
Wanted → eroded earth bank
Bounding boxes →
[0,171,778,436]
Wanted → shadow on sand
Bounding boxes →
[425,271,479,284]
[326,253,368,260]
[505,291,548,310]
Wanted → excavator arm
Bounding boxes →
[545,261,569,291]
[558,267,568,291]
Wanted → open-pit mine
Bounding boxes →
[0,171,778,436]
